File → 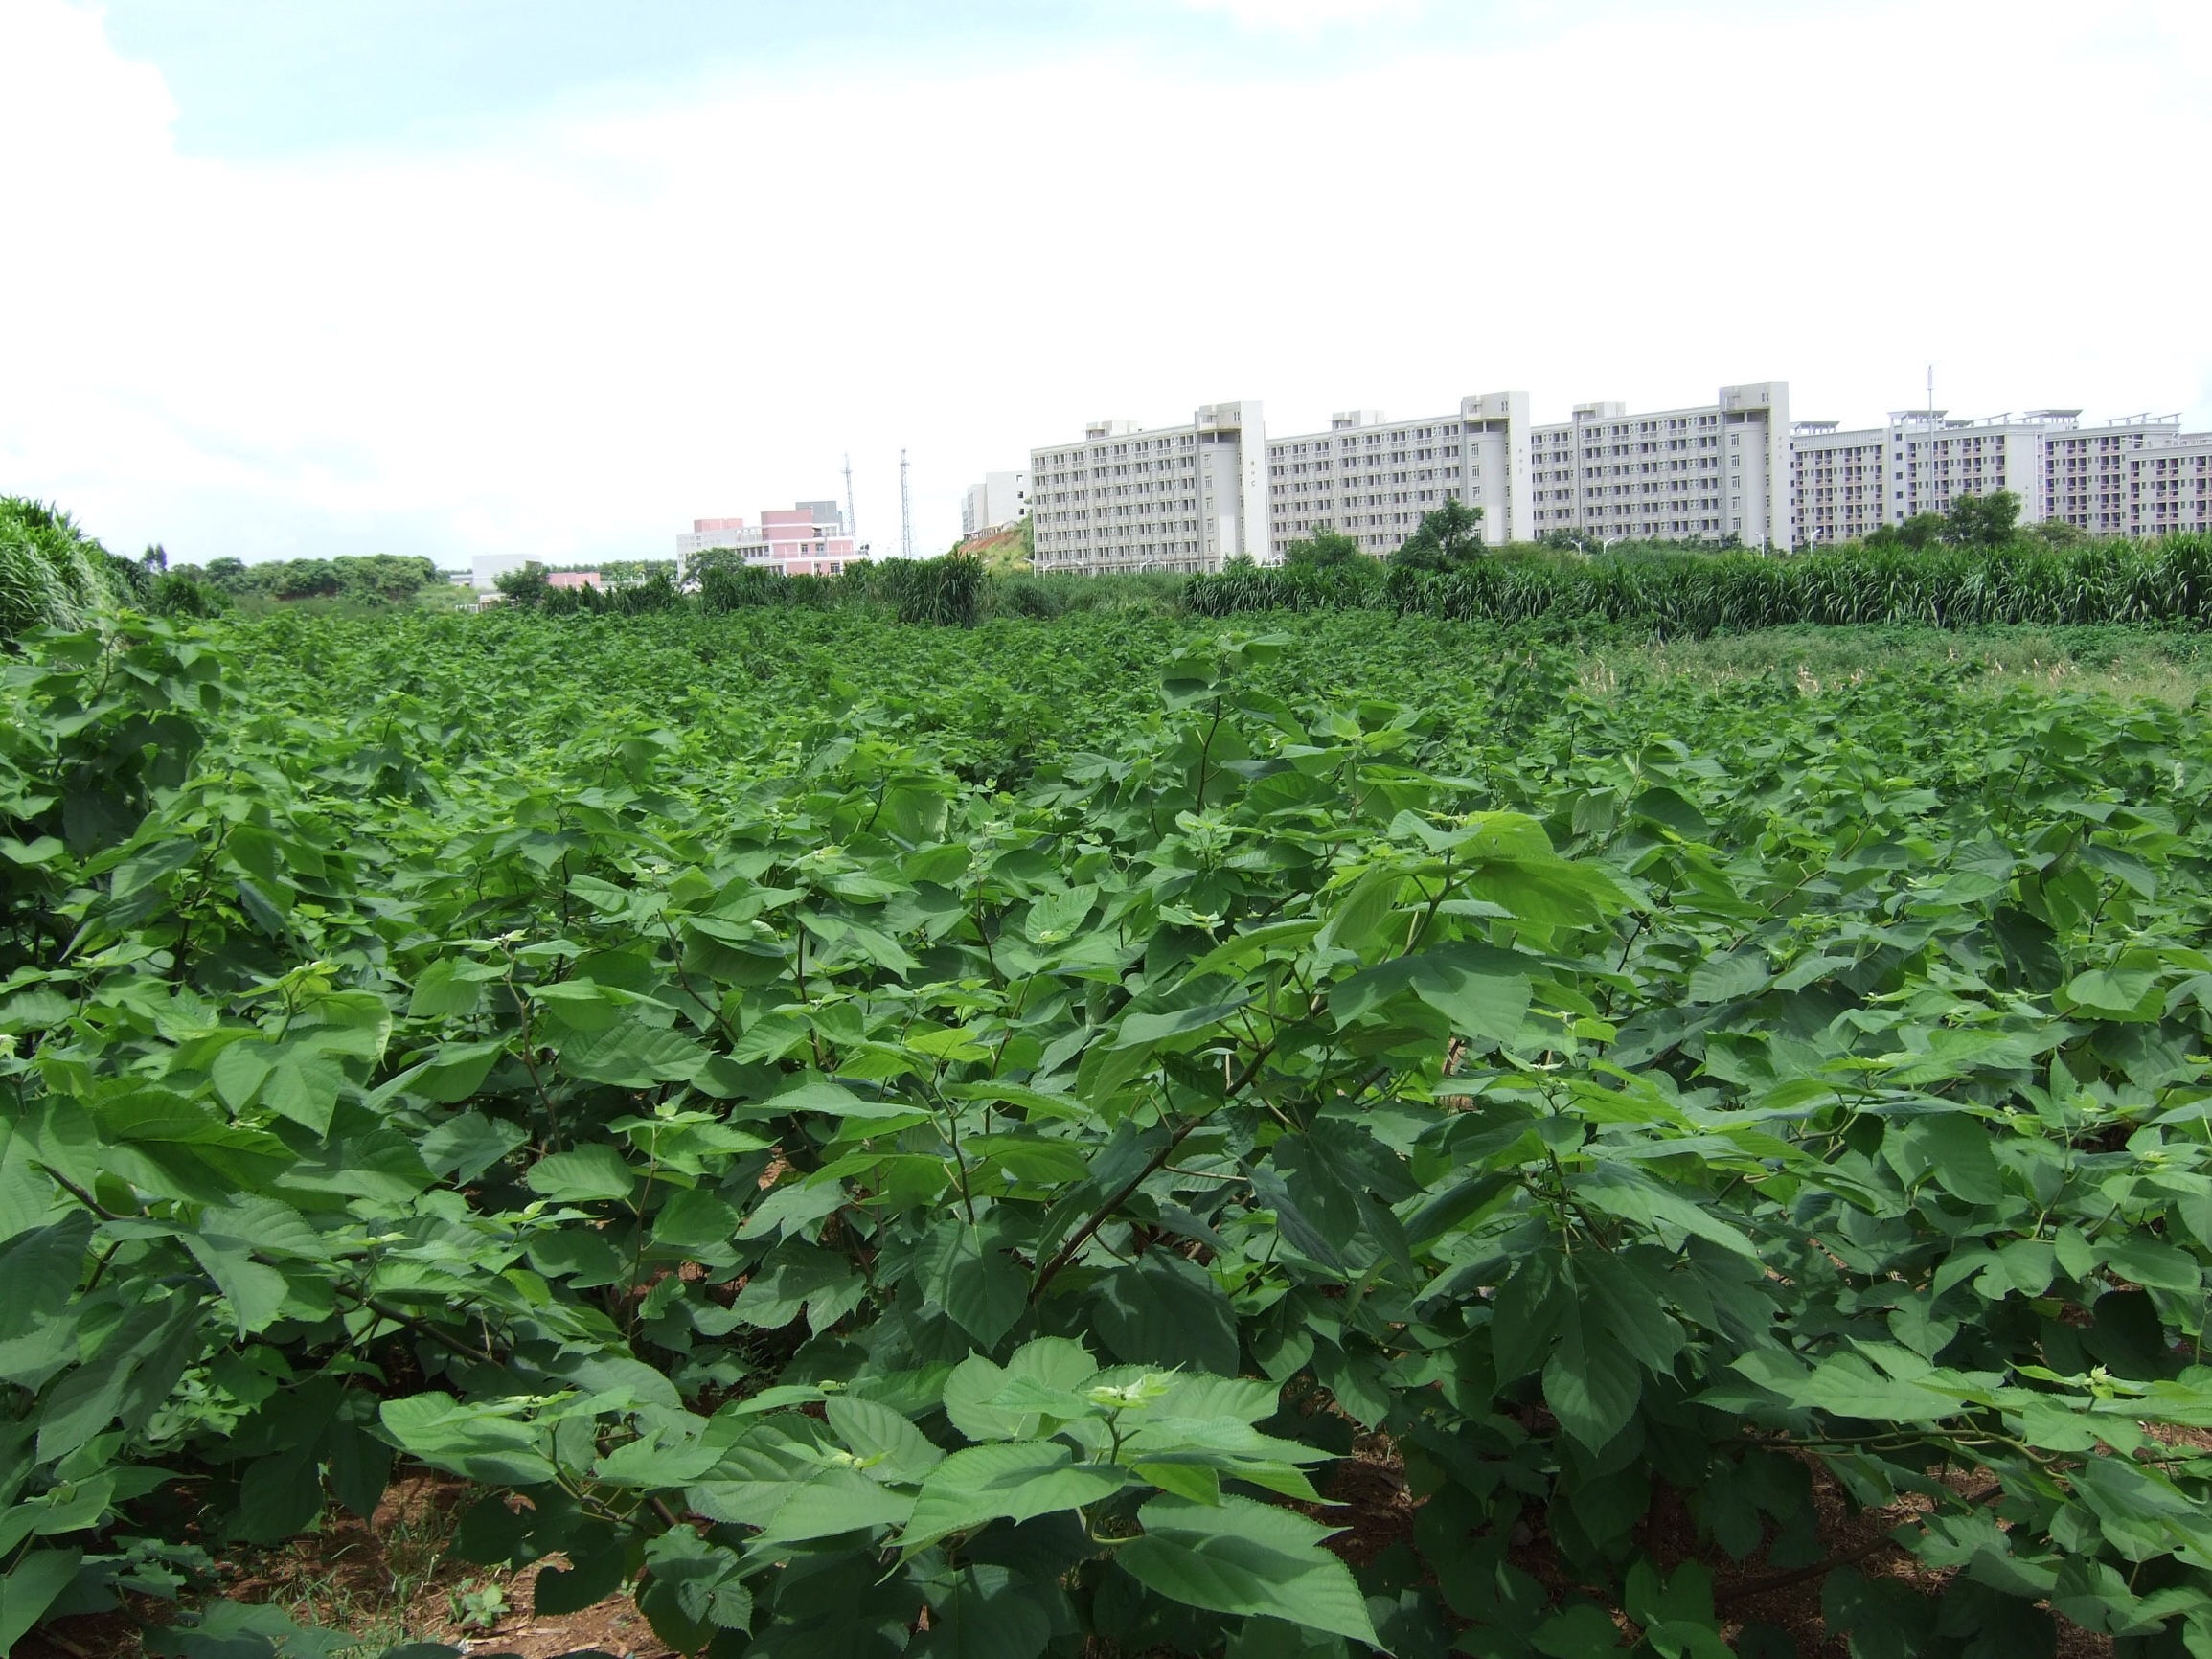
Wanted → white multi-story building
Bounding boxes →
[2045,416,2184,536]
[1029,401,1267,574]
[1265,392,1533,558]
[1790,409,2135,546]
[1888,412,2063,529]
[961,471,1031,537]
[2130,435,2212,538]
[1790,422,1892,546]
[1529,382,1792,549]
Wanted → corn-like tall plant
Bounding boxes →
[0,497,119,639]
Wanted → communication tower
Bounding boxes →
[901,450,913,559]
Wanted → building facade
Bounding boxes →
[1265,392,1533,559]
[1528,382,1792,549]
[1790,409,2208,545]
[676,500,860,578]
[961,472,1032,537]
[1021,380,2212,570]
[2045,416,2184,536]
[1029,401,1267,575]
[1790,422,1891,546]
[2130,434,2212,538]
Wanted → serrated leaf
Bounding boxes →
[1116,1493,1378,1648]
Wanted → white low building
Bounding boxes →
[470,553,535,591]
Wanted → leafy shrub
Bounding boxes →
[11,609,2212,1655]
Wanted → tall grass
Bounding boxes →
[0,497,119,638]
[1185,534,2212,637]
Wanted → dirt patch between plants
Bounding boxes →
[25,1473,673,1659]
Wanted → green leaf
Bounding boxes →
[0,1551,85,1654]
[183,1232,291,1335]
[943,1338,1098,1442]
[1543,1298,1643,1453]
[638,1527,753,1654]
[1111,995,1254,1051]
[2064,967,2162,1021]
[914,1564,1053,1659]
[525,1143,635,1203]
[0,1213,94,1380]
[732,1239,865,1334]
[558,1019,711,1086]
[1531,1602,1626,1657]
[377,1394,557,1486]
[648,1187,741,1255]
[2104,1239,2202,1294]
[1330,941,1532,1045]
[902,1441,1128,1551]
[1094,1252,1238,1377]
[827,1395,946,1484]
[916,1218,1027,1350]
[395,1039,505,1105]
[1117,1493,1379,1648]
[754,1466,916,1543]
[261,1047,349,1137]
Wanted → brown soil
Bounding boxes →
[23,1473,673,1659]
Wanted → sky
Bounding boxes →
[3,0,2209,568]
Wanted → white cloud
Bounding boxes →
[2,0,2208,566]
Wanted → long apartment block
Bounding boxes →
[1266,393,1532,558]
[1790,410,2210,545]
[1029,401,1268,575]
[1021,381,2210,571]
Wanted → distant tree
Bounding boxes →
[141,543,169,572]
[1283,527,1362,570]
[203,557,248,590]
[1391,498,1486,571]
[684,547,755,585]
[271,559,342,600]
[338,553,437,600]
[1943,490,2021,551]
[493,561,551,607]
[1870,512,1947,552]
[2021,517,2091,550]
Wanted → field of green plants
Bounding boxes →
[11,603,2212,1659]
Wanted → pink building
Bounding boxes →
[546,571,602,590]
[675,499,861,578]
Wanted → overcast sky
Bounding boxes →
[5,0,2209,568]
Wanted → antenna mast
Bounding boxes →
[842,453,857,544]
[900,449,913,559]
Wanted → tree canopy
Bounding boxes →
[1389,498,1486,571]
